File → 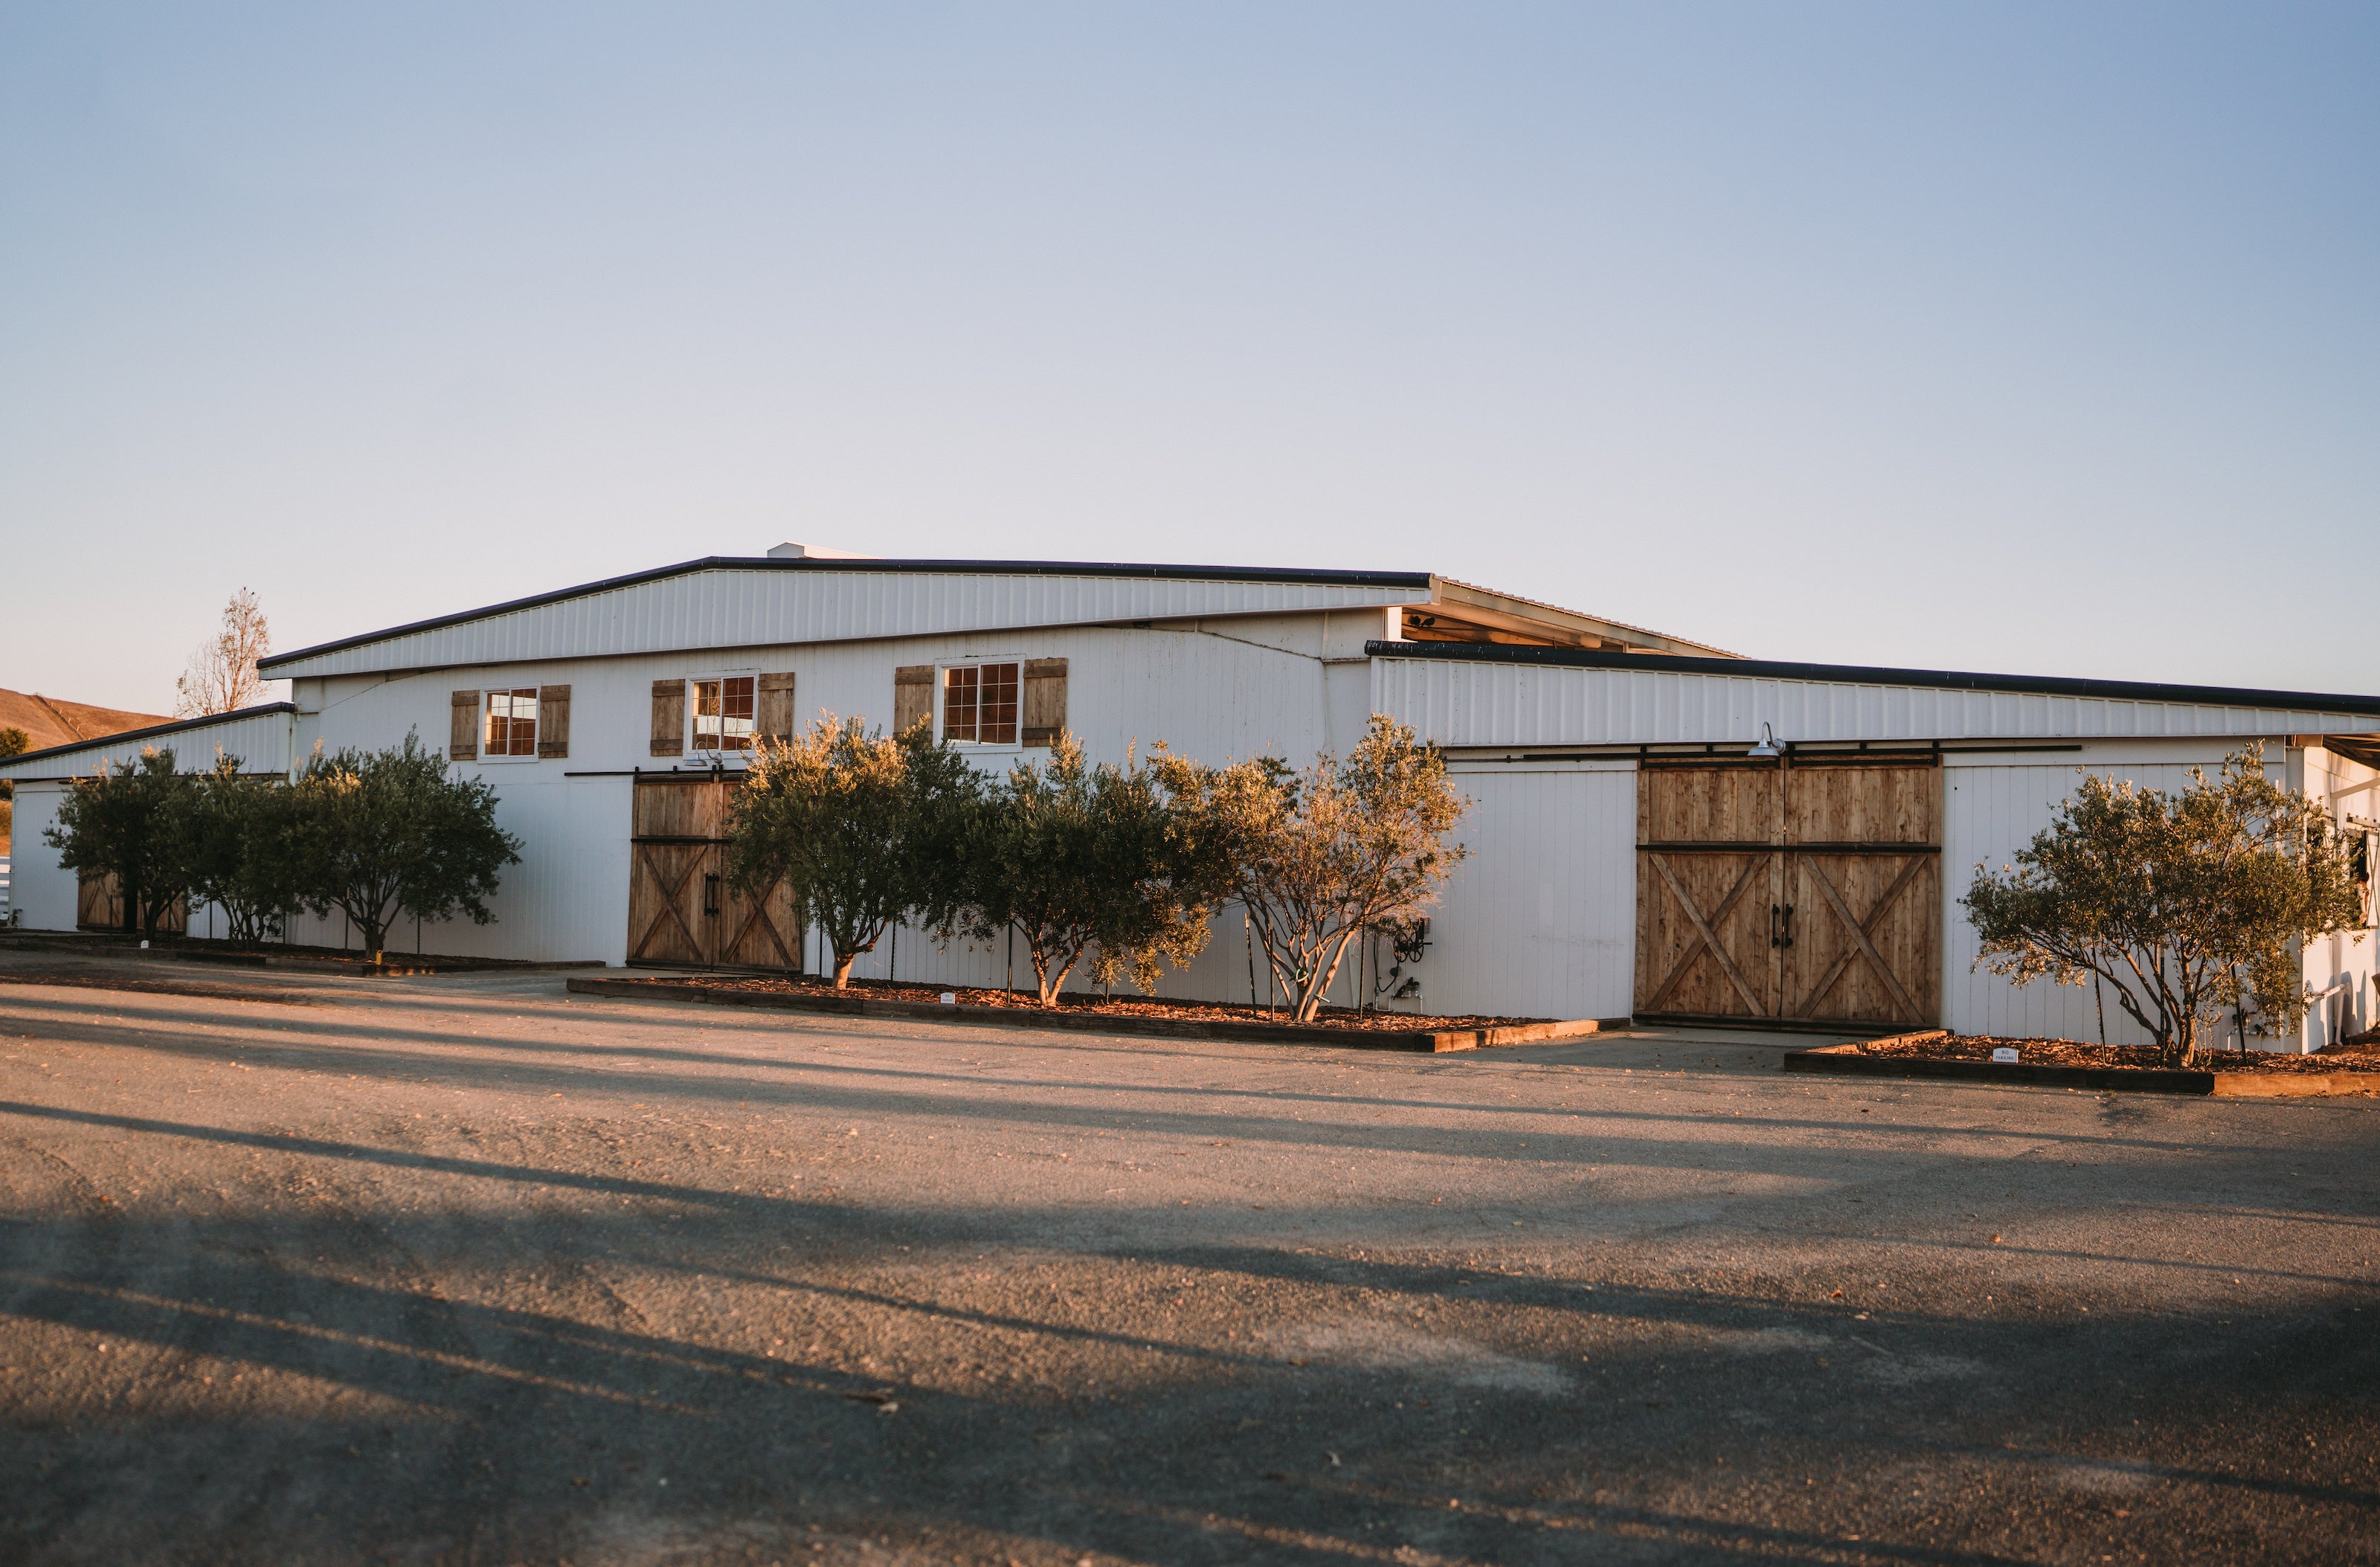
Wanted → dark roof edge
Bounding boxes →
[0,704,299,772]
[260,557,1437,672]
[1364,642,2380,718]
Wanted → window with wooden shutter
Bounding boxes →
[893,665,933,736]
[485,689,538,756]
[536,684,571,759]
[449,690,480,761]
[943,663,1019,744]
[649,680,686,757]
[1021,658,1068,747]
[756,672,797,745]
[692,676,757,753]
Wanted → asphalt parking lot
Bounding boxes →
[1,944,2374,1566]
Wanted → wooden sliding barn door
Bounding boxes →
[1635,758,1940,1030]
[626,774,803,971]
[1635,762,1784,1021]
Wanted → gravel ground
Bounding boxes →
[1,944,2374,1566]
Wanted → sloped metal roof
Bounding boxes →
[0,704,299,781]
[260,557,1440,680]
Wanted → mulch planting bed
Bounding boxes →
[1785,1028,2380,1097]
[643,973,1541,1032]
[567,972,1615,1053]
[1854,1031,2380,1075]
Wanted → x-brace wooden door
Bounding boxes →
[627,773,804,971]
[1634,762,1784,1022]
[1778,760,1941,1029]
[1635,758,1941,1030]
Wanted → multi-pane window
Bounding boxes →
[484,689,538,757]
[693,675,757,752]
[942,663,1019,744]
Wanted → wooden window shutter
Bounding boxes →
[756,672,798,745]
[536,684,572,759]
[892,665,934,736]
[449,689,480,761]
[1021,658,1068,747]
[649,679,686,757]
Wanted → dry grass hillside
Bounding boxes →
[1,687,170,855]
[0,688,168,755]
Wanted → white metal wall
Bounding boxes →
[1414,762,1637,1022]
[1375,657,2380,749]
[2,787,73,933]
[264,565,1429,681]
[282,610,1389,965]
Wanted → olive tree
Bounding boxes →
[43,747,201,937]
[186,756,301,944]
[725,715,980,988]
[1157,715,1468,1023]
[946,734,1223,1005]
[289,734,522,953]
[1961,743,2364,1066]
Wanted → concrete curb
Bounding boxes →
[562,976,1618,1054]
[1783,1040,2380,1098]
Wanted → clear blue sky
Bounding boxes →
[4,3,2374,714]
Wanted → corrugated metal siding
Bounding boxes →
[0,707,296,782]
[1375,659,2378,747]
[1416,765,1638,1020]
[269,569,1428,680]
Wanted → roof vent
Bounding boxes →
[767,542,871,560]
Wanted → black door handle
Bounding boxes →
[703,873,722,916]
[1780,904,1795,948]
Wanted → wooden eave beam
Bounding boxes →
[1426,577,1740,658]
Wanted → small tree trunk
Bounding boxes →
[1295,927,1363,1023]
[832,949,858,989]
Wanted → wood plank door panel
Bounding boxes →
[627,840,714,965]
[1635,759,1941,1030]
[715,871,803,970]
[1636,849,1778,1019]
[1785,761,1940,848]
[1783,850,1939,1027]
[1635,764,1783,1022]
[628,774,804,971]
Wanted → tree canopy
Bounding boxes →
[725,715,979,988]
[43,747,201,936]
[1961,743,2364,1065]
[175,588,273,718]
[289,733,521,953]
[945,735,1223,1005]
[186,756,302,944]
[1156,715,1468,1023]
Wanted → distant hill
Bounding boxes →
[0,688,171,756]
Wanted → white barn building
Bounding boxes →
[5,550,2375,1050]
